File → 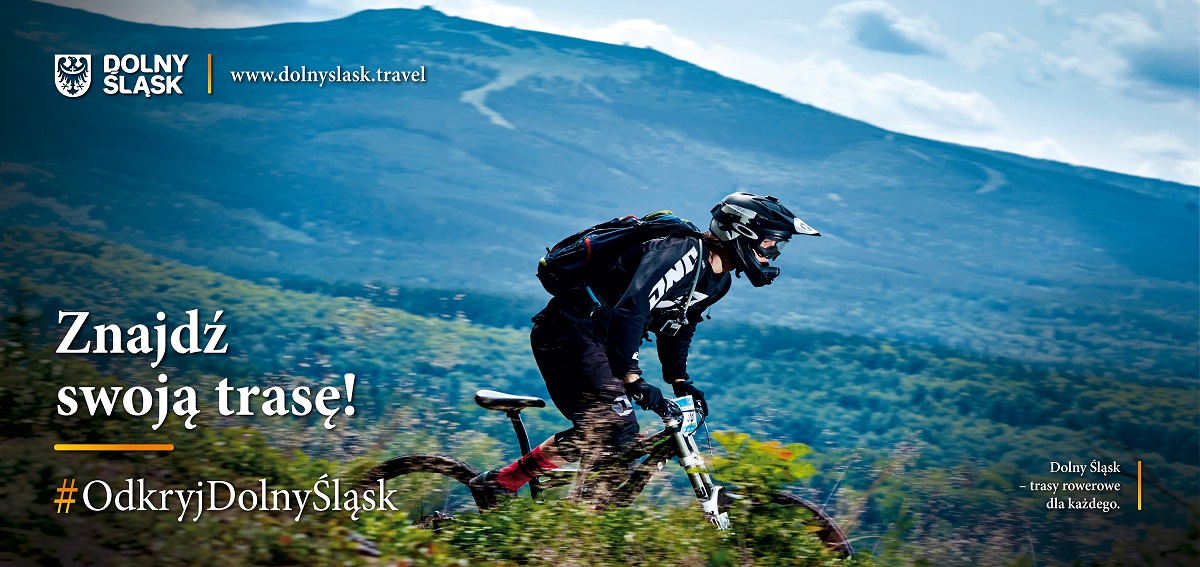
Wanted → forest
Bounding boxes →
[1,225,1196,566]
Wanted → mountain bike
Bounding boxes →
[360,388,854,558]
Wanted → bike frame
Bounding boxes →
[503,396,730,529]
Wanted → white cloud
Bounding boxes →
[1117,132,1200,183]
[1118,132,1194,158]
[312,0,705,55]
[38,0,281,27]
[577,18,702,51]
[953,30,1039,71]
[1083,11,1160,44]
[512,15,705,55]
[1036,4,1198,98]
[435,0,542,28]
[967,131,1199,186]
[1042,13,1148,88]
[781,59,1003,133]
[819,3,1040,75]
[1017,137,1077,163]
[820,1,948,56]
[1176,161,1200,186]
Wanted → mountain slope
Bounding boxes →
[2,1,1197,379]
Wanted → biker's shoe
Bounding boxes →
[468,469,517,509]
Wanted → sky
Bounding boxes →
[38,0,1200,186]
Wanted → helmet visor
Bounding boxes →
[754,236,788,262]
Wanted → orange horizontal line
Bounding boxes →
[55,444,174,451]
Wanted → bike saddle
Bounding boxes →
[474,389,547,412]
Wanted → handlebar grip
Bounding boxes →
[658,399,683,420]
[630,391,670,416]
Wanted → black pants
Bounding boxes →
[531,308,640,468]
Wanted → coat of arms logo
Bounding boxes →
[55,54,92,98]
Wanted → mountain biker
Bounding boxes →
[470,192,820,505]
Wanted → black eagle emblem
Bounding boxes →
[57,55,89,96]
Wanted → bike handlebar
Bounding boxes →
[628,392,704,432]
[658,398,684,419]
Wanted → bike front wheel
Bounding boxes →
[360,454,484,525]
[771,491,854,558]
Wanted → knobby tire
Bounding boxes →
[360,454,484,515]
[772,491,855,558]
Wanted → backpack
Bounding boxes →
[537,211,703,299]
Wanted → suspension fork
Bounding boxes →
[665,416,730,530]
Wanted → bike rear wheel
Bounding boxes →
[360,454,484,524]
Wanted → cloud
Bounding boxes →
[1036,3,1199,99]
[316,0,707,56]
[1118,132,1196,159]
[1017,137,1077,163]
[1125,44,1200,93]
[957,131,1198,187]
[1082,10,1159,44]
[953,30,1039,72]
[1116,132,1200,183]
[793,60,1002,132]
[821,1,947,57]
[407,0,540,28]
[37,0,321,28]
[524,16,705,55]
[1003,131,1200,186]
[819,2,1038,74]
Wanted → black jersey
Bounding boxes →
[583,234,732,382]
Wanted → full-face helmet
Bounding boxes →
[709,192,820,286]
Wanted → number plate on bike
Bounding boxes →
[673,395,699,435]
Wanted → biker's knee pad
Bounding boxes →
[552,426,584,462]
